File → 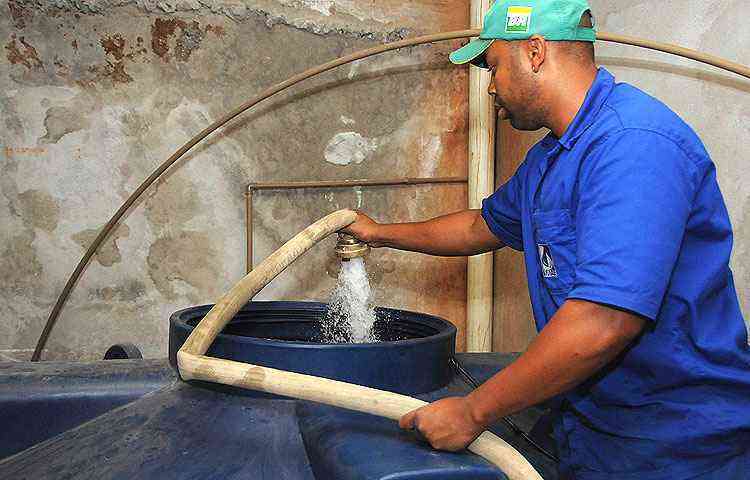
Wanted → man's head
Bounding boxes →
[450,1,597,132]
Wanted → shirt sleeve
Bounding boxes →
[567,129,700,320]
[481,160,528,251]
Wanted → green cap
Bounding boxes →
[450,0,596,68]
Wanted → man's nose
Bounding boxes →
[487,76,496,97]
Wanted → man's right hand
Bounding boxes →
[338,209,502,257]
[339,211,385,247]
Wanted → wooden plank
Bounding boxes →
[466,0,496,353]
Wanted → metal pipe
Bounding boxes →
[245,176,468,272]
[248,176,469,191]
[245,190,253,277]
[32,27,750,360]
[597,32,750,79]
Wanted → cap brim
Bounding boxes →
[449,38,494,68]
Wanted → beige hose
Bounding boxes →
[33,29,750,360]
[179,209,358,355]
[177,208,544,480]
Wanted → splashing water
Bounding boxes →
[322,257,377,343]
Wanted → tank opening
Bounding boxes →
[184,308,441,344]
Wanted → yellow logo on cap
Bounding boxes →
[506,6,532,33]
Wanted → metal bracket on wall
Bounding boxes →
[245,176,468,273]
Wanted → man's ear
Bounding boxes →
[526,35,547,73]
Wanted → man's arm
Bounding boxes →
[340,210,504,256]
[399,299,646,451]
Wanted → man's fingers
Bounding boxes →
[399,409,417,430]
[410,426,429,444]
[400,410,431,444]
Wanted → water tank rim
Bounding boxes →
[170,301,456,350]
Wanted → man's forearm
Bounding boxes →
[466,300,646,426]
[371,210,503,256]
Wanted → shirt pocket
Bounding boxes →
[532,209,577,299]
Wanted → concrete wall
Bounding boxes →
[492,0,749,353]
[593,0,750,324]
[1,0,471,361]
[4,0,747,362]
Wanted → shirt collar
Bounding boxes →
[553,67,615,150]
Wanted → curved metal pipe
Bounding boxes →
[598,32,750,78]
[32,28,750,361]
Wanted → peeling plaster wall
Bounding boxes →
[1,0,470,361]
[591,0,750,328]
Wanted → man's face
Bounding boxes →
[485,41,546,131]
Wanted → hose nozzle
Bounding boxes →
[335,233,369,261]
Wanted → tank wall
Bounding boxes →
[0,0,471,360]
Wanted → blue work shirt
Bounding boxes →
[482,68,750,480]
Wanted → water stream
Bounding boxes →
[322,257,377,343]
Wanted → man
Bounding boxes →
[341,1,750,479]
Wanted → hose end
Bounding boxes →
[335,233,369,261]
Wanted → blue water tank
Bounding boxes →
[0,302,556,479]
[169,301,456,395]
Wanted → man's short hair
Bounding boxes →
[559,10,595,62]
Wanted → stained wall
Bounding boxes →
[0,0,471,361]
[5,0,746,361]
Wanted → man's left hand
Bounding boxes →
[398,396,485,451]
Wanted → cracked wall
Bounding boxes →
[7,0,745,362]
[1,0,470,360]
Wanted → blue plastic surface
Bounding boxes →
[0,302,558,479]
[0,363,508,479]
[0,359,176,460]
[169,301,456,395]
